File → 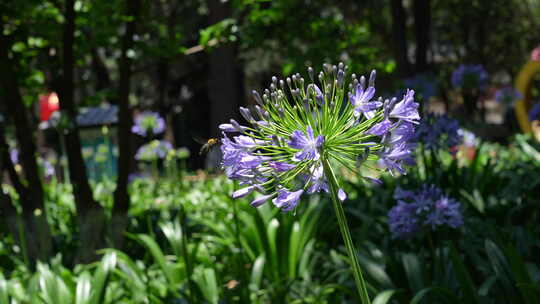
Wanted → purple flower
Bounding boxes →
[305,165,329,194]
[350,84,381,119]
[388,201,420,239]
[389,90,420,123]
[250,194,274,207]
[495,87,522,106]
[377,142,416,175]
[9,148,18,164]
[451,64,489,91]
[135,140,173,161]
[43,160,55,178]
[415,114,461,150]
[367,119,392,136]
[457,129,478,147]
[529,103,540,121]
[288,126,324,161]
[219,66,421,212]
[272,189,304,211]
[388,184,463,240]
[425,196,464,229]
[219,119,248,133]
[132,111,165,136]
[268,161,296,172]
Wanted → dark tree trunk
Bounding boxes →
[0,32,52,264]
[414,0,431,73]
[59,0,105,263]
[91,47,112,92]
[0,125,28,261]
[112,0,140,248]
[391,0,411,77]
[208,0,240,138]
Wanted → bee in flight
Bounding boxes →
[197,137,221,155]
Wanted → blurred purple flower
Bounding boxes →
[9,148,18,164]
[494,87,522,106]
[451,64,488,91]
[415,114,461,150]
[457,128,478,147]
[529,103,540,121]
[135,140,173,161]
[388,184,463,240]
[132,111,165,136]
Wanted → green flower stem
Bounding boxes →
[322,158,371,304]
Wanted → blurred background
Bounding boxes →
[1,0,540,303]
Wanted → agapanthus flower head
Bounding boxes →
[135,139,173,161]
[388,184,463,239]
[132,111,165,136]
[451,64,488,91]
[414,113,462,150]
[494,87,522,106]
[403,73,437,101]
[220,63,421,211]
[529,103,540,122]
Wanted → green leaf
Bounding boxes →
[401,253,424,294]
[410,286,460,304]
[250,254,265,290]
[449,244,479,304]
[89,252,117,304]
[373,289,400,304]
[75,272,91,304]
[129,233,183,286]
[0,272,9,304]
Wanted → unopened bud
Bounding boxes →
[307,67,314,81]
[252,90,264,106]
[369,70,376,87]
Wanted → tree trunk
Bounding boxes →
[112,0,140,248]
[91,47,112,92]
[391,0,411,77]
[208,0,240,138]
[414,0,431,73]
[0,34,52,263]
[59,0,105,263]
[0,126,29,264]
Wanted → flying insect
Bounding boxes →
[197,137,221,155]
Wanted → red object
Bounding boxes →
[39,92,59,121]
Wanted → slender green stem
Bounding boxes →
[322,158,371,304]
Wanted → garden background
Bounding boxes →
[1,0,540,303]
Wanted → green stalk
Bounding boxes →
[322,158,371,304]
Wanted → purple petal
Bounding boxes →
[250,194,273,207]
[232,186,255,199]
[368,119,392,136]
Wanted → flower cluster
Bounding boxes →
[135,140,173,161]
[529,103,540,121]
[219,64,420,212]
[414,114,462,150]
[451,64,488,91]
[388,184,463,239]
[132,111,165,136]
[494,87,522,107]
[403,73,437,101]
